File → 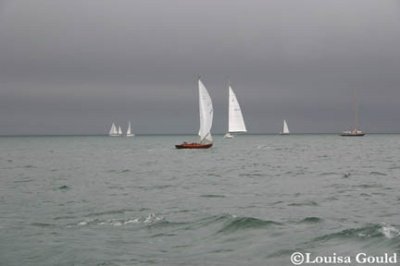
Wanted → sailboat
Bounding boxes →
[175,79,214,149]
[109,123,119,136]
[126,121,134,137]
[224,85,247,138]
[118,126,123,136]
[280,120,290,135]
[341,89,365,137]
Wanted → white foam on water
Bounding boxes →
[124,218,140,225]
[380,224,400,239]
[144,213,164,225]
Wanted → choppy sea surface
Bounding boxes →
[1,135,400,266]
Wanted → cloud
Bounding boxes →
[0,0,400,134]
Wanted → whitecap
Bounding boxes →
[78,221,88,226]
[112,221,123,226]
[380,224,400,239]
[124,218,140,225]
[144,213,165,225]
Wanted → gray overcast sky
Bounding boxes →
[1,0,400,135]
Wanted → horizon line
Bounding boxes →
[1,132,400,137]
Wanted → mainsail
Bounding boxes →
[126,121,134,137]
[282,120,290,134]
[109,123,118,136]
[198,79,213,143]
[228,86,247,133]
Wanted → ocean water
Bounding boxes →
[1,135,400,266]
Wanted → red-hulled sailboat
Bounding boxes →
[175,79,214,149]
[175,142,213,149]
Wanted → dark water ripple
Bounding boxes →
[217,216,282,233]
[299,217,323,223]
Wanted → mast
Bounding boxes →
[353,88,359,130]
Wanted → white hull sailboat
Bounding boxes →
[341,89,365,137]
[280,120,290,135]
[176,79,214,149]
[109,123,119,137]
[126,121,134,137]
[224,85,247,138]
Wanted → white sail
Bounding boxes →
[228,86,247,133]
[282,120,290,134]
[109,123,119,136]
[118,126,122,136]
[198,79,213,143]
[126,121,134,137]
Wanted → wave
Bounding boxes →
[31,222,56,228]
[106,169,132,174]
[143,213,165,225]
[288,201,318,207]
[77,217,141,227]
[13,179,34,183]
[369,171,387,176]
[84,208,135,217]
[319,172,338,176]
[58,185,70,190]
[380,224,400,239]
[188,214,233,229]
[171,214,282,235]
[76,213,173,227]
[217,216,282,234]
[299,217,323,223]
[356,183,383,189]
[200,194,226,198]
[53,215,76,220]
[313,224,400,242]
[239,172,265,178]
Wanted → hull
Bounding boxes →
[340,133,365,137]
[341,129,365,137]
[224,133,234,139]
[175,143,213,149]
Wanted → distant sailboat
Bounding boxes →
[341,89,365,137]
[109,123,119,136]
[176,78,213,149]
[224,85,247,138]
[126,121,134,137]
[280,120,290,135]
[118,126,123,136]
